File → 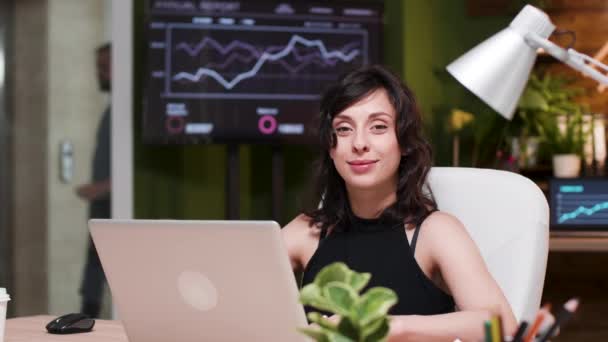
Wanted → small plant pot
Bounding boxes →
[552,154,581,178]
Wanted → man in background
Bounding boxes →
[76,43,111,318]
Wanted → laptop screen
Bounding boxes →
[550,178,608,232]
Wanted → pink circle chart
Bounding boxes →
[166,116,185,134]
[258,115,277,135]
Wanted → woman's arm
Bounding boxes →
[389,212,517,341]
[389,311,492,342]
[281,214,317,273]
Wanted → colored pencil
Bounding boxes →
[537,298,579,342]
[523,304,551,342]
[484,320,493,342]
[511,321,528,342]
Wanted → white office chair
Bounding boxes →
[427,167,549,322]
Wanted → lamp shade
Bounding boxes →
[446,5,555,120]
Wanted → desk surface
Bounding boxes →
[5,315,127,342]
[550,235,608,252]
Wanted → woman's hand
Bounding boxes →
[76,179,111,201]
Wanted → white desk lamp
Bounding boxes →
[447,5,608,120]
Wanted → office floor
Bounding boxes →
[542,252,608,341]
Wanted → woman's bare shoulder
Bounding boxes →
[419,210,479,259]
[282,214,322,271]
[284,213,313,230]
[422,210,467,234]
[282,214,322,240]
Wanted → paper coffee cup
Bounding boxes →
[0,288,10,342]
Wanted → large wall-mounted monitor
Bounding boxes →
[143,0,384,144]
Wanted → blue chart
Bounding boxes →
[165,24,368,100]
[554,192,608,225]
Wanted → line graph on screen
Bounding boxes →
[164,24,368,100]
[555,193,608,224]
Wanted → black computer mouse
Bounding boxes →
[46,313,95,334]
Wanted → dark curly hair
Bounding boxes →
[305,65,437,232]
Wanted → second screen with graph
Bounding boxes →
[550,178,608,232]
[143,0,383,144]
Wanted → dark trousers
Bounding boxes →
[79,199,110,318]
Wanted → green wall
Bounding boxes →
[133,0,513,223]
[398,1,513,165]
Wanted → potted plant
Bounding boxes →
[536,111,585,177]
[298,262,398,342]
[516,72,586,176]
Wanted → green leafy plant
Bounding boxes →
[298,262,398,342]
[515,72,586,157]
[536,110,585,155]
[518,73,583,118]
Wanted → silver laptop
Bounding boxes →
[90,219,308,342]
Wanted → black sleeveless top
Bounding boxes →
[301,214,455,316]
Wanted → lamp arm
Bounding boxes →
[525,32,608,86]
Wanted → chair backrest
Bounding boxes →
[427,167,549,322]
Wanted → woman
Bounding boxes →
[281,65,517,341]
